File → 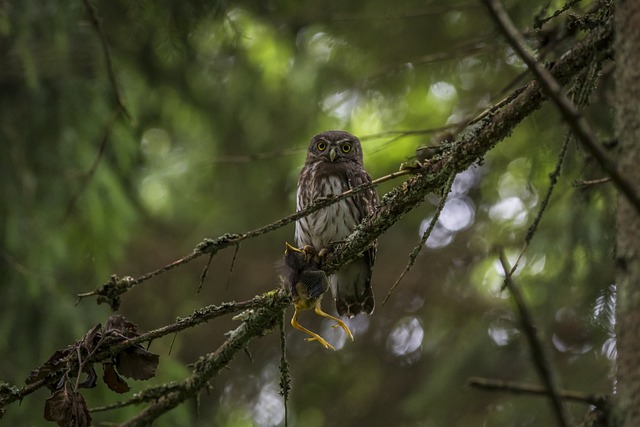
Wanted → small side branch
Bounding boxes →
[467,377,607,408]
[498,252,569,427]
[82,0,130,119]
[381,172,456,306]
[119,291,290,427]
[1,292,284,410]
[60,106,122,224]
[77,169,414,307]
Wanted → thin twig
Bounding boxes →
[77,9,613,307]
[332,4,481,21]
[509,55,599,276]
[82,0,130,119]
[574,177,611,188]
[278,311,290,427]
[498,252,569,427]
[77,168,415,305]
[225,243,240,290]
[91,383,182,413]
[534,0,583,29]
[360,124,460,141]
[64,0,131,224]
[482,0,640,215]
[60,107,121,224]
[1,12,614,419]
[2,291,283,410]
[467,376,607,408]
[509,125,572,276]
[210,148,302,163]
[381,173,456,307]
[197,251,215,294]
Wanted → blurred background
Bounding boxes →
[0,0,615,426]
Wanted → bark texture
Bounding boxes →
[615,0,640,425]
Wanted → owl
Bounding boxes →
[295,130,379,318]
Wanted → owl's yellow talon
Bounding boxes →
[315,305,354,341]
[284,242,303,254]
[291,307,336,350]
[305,336,335,351]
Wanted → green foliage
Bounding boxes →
[0,0,615,426]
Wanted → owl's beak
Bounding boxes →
[329,148,336,162]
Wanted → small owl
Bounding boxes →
[295,130,379,318]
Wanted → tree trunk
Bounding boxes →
[615,1,640,426]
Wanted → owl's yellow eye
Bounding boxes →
[317,141,327,151]
[341,143,351,153]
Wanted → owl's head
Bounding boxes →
[306,130,363,164]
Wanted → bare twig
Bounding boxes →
[196,251,215,294]
[82,0,130,119]
[574,177,611,188]
[467,376,607,408]
[360,125,460,141]
[332,4,481,21]
[508,118,572,276]
[60,107,121,223]
[498,252,569,427]
[77,4,612,309]
[225,243,240,290]
[278,311,290,427]
[76,168,415,306]
[482,0,640,215]
[381,173,456,307]
[534,0,583,29]
[2,291,283,410]
[210,148,302,163]
[508,53,600,276]
[61,0,132,223]
[1,9,615,421]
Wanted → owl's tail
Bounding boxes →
[330,259,375,318]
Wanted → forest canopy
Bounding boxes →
[0,1,626,426]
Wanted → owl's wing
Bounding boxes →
[348,166,379,260]
[335,166,379,316]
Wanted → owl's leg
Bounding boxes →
[291,307,335,350]
[313,304,354,341]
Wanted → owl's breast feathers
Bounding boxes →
[296,162,369,248]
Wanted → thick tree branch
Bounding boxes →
[79,12,614,306]
[77,169,414,309]
[482,0,640,214]
[78,11,613,307]
[325,12,612,274]
[119,290,290,427]
[0,291,286,411]
[5,6,615,423]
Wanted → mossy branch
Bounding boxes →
[1,6,614,425]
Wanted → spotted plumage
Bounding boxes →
[295,130,379,318]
